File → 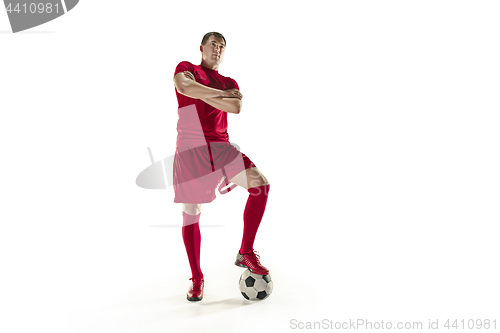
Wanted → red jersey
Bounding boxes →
[174,61,239,147]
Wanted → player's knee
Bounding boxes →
[248,175,269,189]
[247,169,269,188]
[183,203,201,215]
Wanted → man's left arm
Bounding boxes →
[201,95,242,114]
[183,73,242,114]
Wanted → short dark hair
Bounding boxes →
[201,32,226,46]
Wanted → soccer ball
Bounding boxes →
[239,269,273,300]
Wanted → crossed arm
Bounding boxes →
[173,71,242,114]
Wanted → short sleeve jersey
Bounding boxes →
[174,61,239,146]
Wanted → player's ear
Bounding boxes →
[200,45,203,52]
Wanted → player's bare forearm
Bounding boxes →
[201,97,242,114]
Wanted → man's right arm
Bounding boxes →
[174,71,226,99]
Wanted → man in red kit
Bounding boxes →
[172,32,271,302]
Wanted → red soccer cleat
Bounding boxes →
[235,250,269,275]
[186,277,204,302]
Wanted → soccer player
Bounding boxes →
[172,32,271,302]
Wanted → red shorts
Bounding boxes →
[173,141,256,203]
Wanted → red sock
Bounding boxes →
[240,184,270,254]
[182,212,203,279]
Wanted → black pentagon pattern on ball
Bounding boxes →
[257,291,268,300]
[239,269,273,301]
[245,276,255,287]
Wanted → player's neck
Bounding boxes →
[200,60,218,71]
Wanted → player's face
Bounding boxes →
[200,36,226,67]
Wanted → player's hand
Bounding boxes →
[183,71,195,81]
[223,88,243,100]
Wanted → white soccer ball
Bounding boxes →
[238,269,273,300]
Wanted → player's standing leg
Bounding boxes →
[182,203,204,301]
[230,167,271,275]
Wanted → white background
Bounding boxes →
[1,1,499,332]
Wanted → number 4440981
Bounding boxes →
[6,3,60,14]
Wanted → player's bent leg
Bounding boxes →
[229,167,269,190]
[231,168,271,275]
